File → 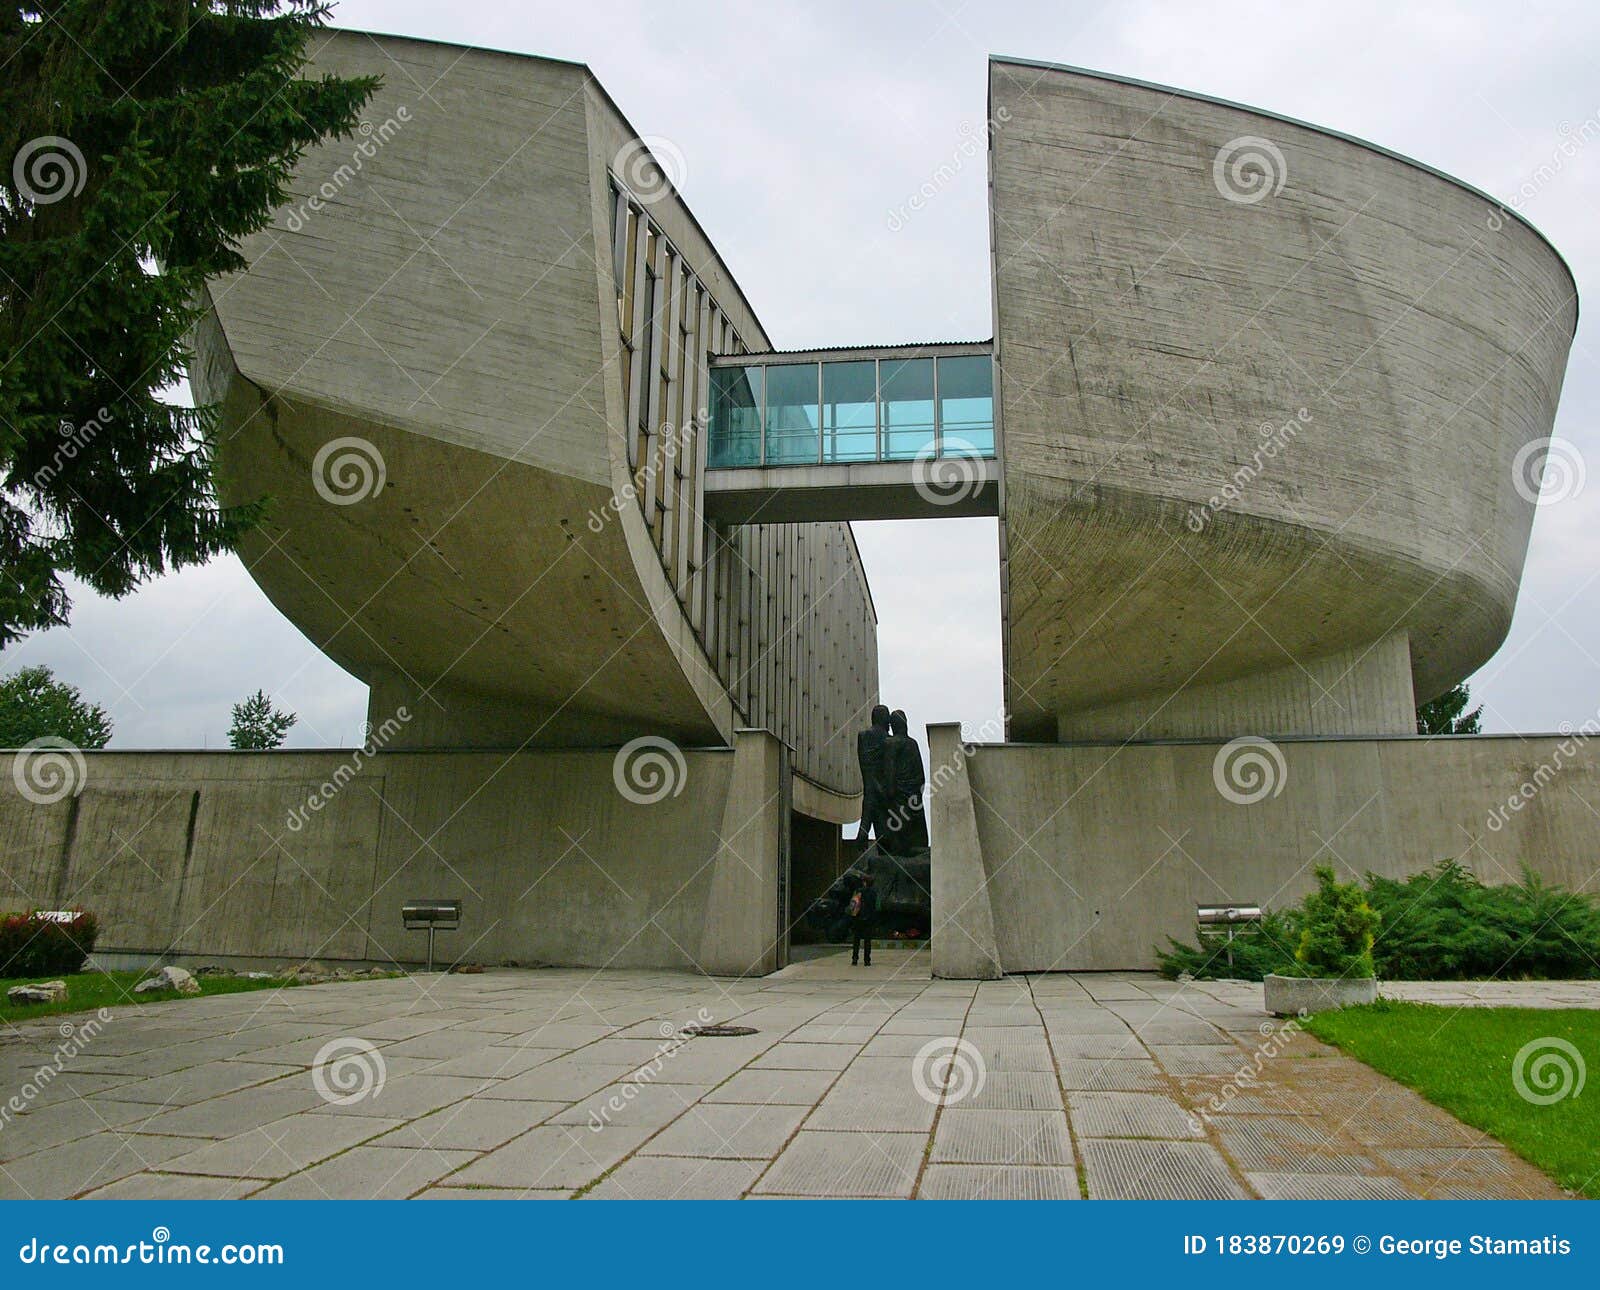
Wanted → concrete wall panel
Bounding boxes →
[934,735,1600,973]
[0,740,781,976]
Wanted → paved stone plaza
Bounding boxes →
[2,956,1593,1200]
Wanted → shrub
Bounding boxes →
[1157,906,1301,980]
[0,910,99,977]
[1159,861,1600,981]
[1293,865,1379,978]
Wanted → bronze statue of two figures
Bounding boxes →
[802,706,932,944]
[856,705,928,856]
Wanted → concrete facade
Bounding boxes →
[192,32,878,817]
[0,733,787,976]
[929,729,1600,974]
[989,59,1576,742]
[8,35,1578,978]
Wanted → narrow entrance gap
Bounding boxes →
[787,516,1004,962]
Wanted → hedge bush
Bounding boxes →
[0,910,99,977]
[1158,861,1600,981]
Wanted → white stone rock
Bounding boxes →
[7,980,67,1005]
[135,966,201,996]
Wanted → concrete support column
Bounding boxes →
[697,728,785,976]
[927,723,1003,979]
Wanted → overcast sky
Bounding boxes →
[7,0,1599,748]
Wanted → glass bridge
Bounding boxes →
[701,343,998,523]
[707,344,995,469]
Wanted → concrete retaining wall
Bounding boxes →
[928,724,1600,974]
[0,731,786,976]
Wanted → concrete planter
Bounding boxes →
[1263,973,1377,1017]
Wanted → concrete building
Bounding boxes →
[1,33,1583,975]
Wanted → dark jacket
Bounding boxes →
[853,886,879,925]
[856,726,892,804]
[886,733,925,798]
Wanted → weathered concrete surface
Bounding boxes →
[0,965,1578,1200]
[0,735,782,974]
[192,30,877,803]
[937,734,1600,972]
[990,59,1577,740]
[926,724,1002,979]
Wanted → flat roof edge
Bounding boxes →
[989,55,1579,325]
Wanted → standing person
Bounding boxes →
[855,705,893,847]
[850,874,878,967]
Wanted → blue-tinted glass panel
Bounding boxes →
[881,358,934,460]
[708,365,762,467]
[764,363,820,465]
[821,361,877,463]
[937,355,994,455]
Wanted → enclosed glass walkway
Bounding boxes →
[708,344,995,469]
[701,343,999,524]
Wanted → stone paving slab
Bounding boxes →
[703,1068,836,1105]
[1068,1092,1203,1140]
[251,1145,476,1199]
[81,1172,261,1200]
[1081,1139,1248,1200]
[587,1155,766,1199]
[919,1164,1080,1199]
[1248,1172,1412,1200]
[1,958,1586,1199]
[159,1112,400,1179]
[930,1109,1074,1165]
[753,1130,924,1197]
[642,1103,809,1159]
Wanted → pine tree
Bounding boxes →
[228,688,296,749]
[0,2,377,645]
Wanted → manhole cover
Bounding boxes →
[684,1024,758,1038]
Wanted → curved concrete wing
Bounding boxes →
[990,59,1577,741]
[192,32,878,813]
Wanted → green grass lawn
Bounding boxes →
[0,970,303,1025]
[1306,1000,1600,1198]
